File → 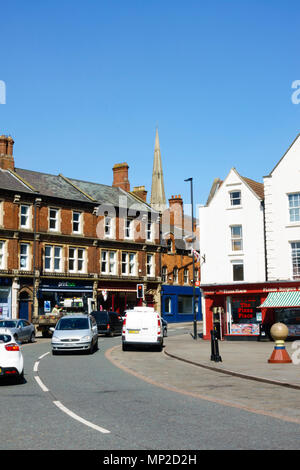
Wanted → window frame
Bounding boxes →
[232,260,244,282]
[72,211,82,234]
[44,244,63,272]
[20,243,30,270]
[101,250,117,275]
[230,225,243,252]
[68,246,86,273]
[121,251,136,276]
[20,204,31,229]
[291,242,300,280]
[288,193,300,223]
[49,207,60,232]
[230,190,242,207]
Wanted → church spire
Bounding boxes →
[150,127,167,213]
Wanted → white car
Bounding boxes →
[0,327,24,383]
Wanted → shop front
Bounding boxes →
[201,281,300,341]
[97,281,159,314]
[161,285,202,323]
[37,280,95,315]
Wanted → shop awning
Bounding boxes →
[259,291,300,308]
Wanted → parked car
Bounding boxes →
[90,310,123,336]
[0,327,24,383]
[0,319,36,343]
[51,314,98,355]
[161,317,168,337]
[122,307,164,351]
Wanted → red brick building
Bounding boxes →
[0,134,161,321]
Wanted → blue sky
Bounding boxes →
[1,0,300,211]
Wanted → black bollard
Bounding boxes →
[210,329,222,362]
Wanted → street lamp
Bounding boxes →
[184,177,197,340]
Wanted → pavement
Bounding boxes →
[164,322,300,390]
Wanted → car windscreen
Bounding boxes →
[0,334,12,343]
[0,321,17,328]
[91,312,109,322]
[56,318,89,330]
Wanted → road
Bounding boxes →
[1,325,300,451]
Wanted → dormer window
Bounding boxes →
[230,191,241,206]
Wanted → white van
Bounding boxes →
[122,307,163,351]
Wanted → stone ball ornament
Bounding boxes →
[268,322,292,364]
[270,322,289,342]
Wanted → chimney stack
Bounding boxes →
[169,194,184,228]
[112,163,130,192]
[0,135,15,170]
[132,185,147,202]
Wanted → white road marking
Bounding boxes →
[53,401,111,434]
[34,375,49,392]
[33,350,111,434]
[39,352,50,360]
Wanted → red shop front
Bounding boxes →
[201,281,300,341]
[97,282,156,314]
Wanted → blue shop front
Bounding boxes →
[161,285,202,323]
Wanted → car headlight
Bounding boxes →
[52,335,61,342]
[81,335,91,342]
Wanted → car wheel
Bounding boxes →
[122,342,128,351]
[29,332,35,343]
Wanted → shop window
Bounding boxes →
[230,191,241,206]
[231,225,243,251]
[232,261,244,281]
[164,297,172,313]
[289,193,300,223]
[178,295,199,315]
[291,242,300,279]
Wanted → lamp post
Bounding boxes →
[32,197,41,320]
[184,177,197,340]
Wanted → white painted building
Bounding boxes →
[263,134,300,281]
[200,134,300,341]
[199,167,265,286]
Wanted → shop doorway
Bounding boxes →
[19,291,30,320]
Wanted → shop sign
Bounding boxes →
[231,297,261,322]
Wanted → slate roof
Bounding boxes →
[15,168,92,203]
[0,169,35,194]
[0,167,158,215]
